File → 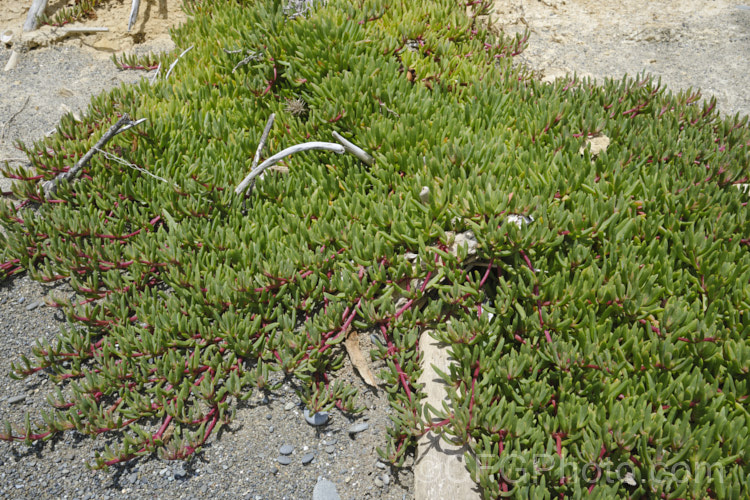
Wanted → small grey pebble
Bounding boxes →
[284,401,296,411]
[277,456,292,465]
[374,477,384,488]
[347,422,369,435]
[269,426,274,433]
[17,297,26,304]
[127,473,138,484]
[0,297,6,304]
[279,444,294,455]
[270,466,279,475]
[261,395,270,404]
[325,445,335,454]
[312,478,341,500]
[301,453,315,465]
[7,394,26,405]
[376,461,387,469]
[382,474,390,486]
[304,409,329,426]
[25,300,42,311]
[266,413,272,420]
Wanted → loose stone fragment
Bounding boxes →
[277,456,292,465]
[301,453,315,464]
[312,478,341,500]
[304,409,329,426]
[279,444,294,455]
[347,422,369,435]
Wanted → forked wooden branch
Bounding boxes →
[42,114,137,198]
[235,119,375,196]
[235,142,345,195]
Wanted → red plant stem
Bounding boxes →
[467,361,480,428]
[380,324,413,403]
[519,250,552,343]
[153,415,173,441]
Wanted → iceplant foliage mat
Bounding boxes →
[1,0,749,497]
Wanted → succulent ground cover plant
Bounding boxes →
[1,0,750,497]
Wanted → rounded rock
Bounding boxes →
[277,456,292,465]
[347,422,369,435]
[7,394,26,405]
[304,409,329,426]
[312,478,341,500]
[301,453,315,465]
[279,444,294,455]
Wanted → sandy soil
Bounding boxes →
[492,0,750,117]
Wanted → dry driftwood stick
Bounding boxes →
[332,131,374,166]
[115,117,147,134]
[237,113,276,197]
[62,27,109,33]
[251,113,275,171]
[235,142,345,195]
[165,45,194,80]
[23,0,48,31]
[128,0,141,31]
[42,114,132,198]
[150,63,161,84]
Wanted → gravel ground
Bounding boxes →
[2,1,750,498]
[0,274,414,500]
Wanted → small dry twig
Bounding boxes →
[0,96,30,142]
[165,45,194,80]
[150,63,161,85]
[251,113,275,172]
[237,113,275,198]
[95,148,179,189]
[42,114,141,198]
[378,101,400,117]
[231,50,263,74]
